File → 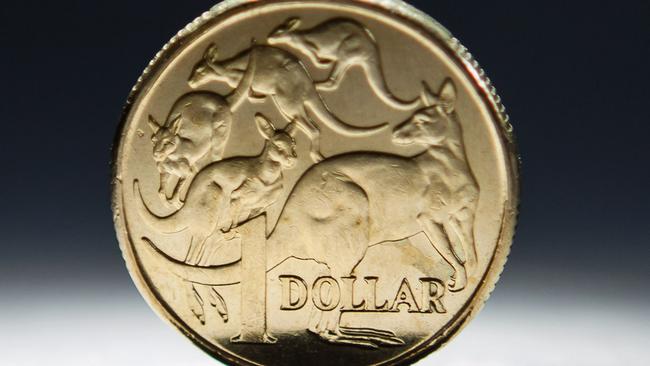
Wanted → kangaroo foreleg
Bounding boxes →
[158,171,179,201]
[452,208,478,272]
[443,220,468,265]
[217,191,237,233]
[177,176,192,203]
[417,214,467,291]
[295,116,324,162]
[158,171,170,197]
[302,44,331,70]
[317,61,351,91]
[248,86,267,104]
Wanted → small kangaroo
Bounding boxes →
[148,92,232,205]
[136,114,297,265]
[268,17,421,111]
[135,79,479,348]
[188,44,387,162]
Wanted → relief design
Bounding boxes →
[132,17,479,350]
[188,42,386,162]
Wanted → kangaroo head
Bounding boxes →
[392,79,458,147]
[267,17,302,45]
[256,114,297,169]
[148,114,182,162]
[188,44,225,88]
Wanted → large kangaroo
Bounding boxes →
[188,44,387,162]
[148,92,232,205]
[136,114,297,266]
[134,80,478,348]
[268,17,421,111]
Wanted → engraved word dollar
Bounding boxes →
[279,275,447,314]
[113,1,518,364]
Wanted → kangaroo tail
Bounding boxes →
[306,96,389,136]
[363,58,421,111]
[126,182,242,286]
[134,180,188,234]
[136,236,243,286]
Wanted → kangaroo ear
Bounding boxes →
[169,114,183,134]
[420,82,437,107]
[147,115,161,133]
[283,121,297,137]
[204,43,219,63]
[438,79,457,113]
[255,114,276,140]
[287,17,301,31]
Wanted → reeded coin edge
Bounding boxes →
[111,1,520,365]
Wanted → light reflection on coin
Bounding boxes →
[112,0,518,365]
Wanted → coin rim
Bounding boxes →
[111,1,520,365]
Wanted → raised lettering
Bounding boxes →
[312,276,341,311]
[279,275,308,310]
[389,278,420,313]
[340,276,366,311]
[420,278,446,313]
[364,276,389,311]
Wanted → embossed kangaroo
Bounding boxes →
[268,17,421,110]
[188,44,387,162]
[137,114,297,265]
[148,92,232,205]
[136,80,479,349]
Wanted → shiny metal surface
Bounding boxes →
[112,1,518,364]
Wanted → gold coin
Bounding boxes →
[112,0,518,364]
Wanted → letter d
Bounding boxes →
[279,275,309,310]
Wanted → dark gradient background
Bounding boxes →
[0,1,648,365]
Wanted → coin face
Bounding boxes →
[112,0,518,364]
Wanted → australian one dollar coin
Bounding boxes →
[112,0,519,364]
